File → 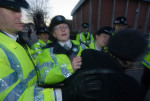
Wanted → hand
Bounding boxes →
[71,56,82,71]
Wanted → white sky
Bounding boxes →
[23,0,79,23]
[49,0,80,20]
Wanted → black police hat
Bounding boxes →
[114,16,128,25]
[81,23,89,28]
[49,15,69,32]
[95,26,114,36]
[0,0,29,11]
[108,29,148,61]
[36,27,49,35]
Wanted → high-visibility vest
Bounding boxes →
[89,41,95,49]
[89,41,108,52]
[36,40,83,85]
[142,33,150,69]
[32,39,51,56]
[76,32,94,43]
[0,32,56,101]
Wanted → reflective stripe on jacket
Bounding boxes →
[89,41,95,49]
[142,33,150,69]
[0,32,55,101]
[36,40,83,85]
[89,42,108,52]
[32,39,51,56]
[76,32,94,43]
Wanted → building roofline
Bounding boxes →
[71,0,150,16]
[71,0,86,16]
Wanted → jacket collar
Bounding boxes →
[0,31,19,49]
[52,41,79,55]
[53,42,68,54]
[0,31,28,50]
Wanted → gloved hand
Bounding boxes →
[61,68,106,101]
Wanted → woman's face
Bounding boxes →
[53,23,70,43]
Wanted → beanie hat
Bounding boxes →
[108,29,148,61]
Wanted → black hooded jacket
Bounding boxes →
[78,49,142,101]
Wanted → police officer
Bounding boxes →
[89,26,113,51]
[30,9,51,56]
[31,26,51,56]
[76,22,94,47]
[141,32,150,99]
[0,0,98,100]
[36,15,84,85]
[114,16,128,33]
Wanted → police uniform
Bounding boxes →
[31,27,51,57]
[142,41,150,69]
[89,26,113,51]
[35,15,84,85]
[0,0,60,100]
[113,16,128,34]
[32,39,51,55]
[141,33,150,98]
[114,16,127,25]
[37,40,83,85]
[76,23,94,48]
[142,33,150,67]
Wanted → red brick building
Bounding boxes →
[71,0,150,34]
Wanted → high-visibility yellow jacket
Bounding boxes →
[89,41,108,52]
[32,39,51,56]
[0,32,56,101]
[89,41,95,49]
[36,40,83,85]
[142,33,150,69]
[76,32,94,44]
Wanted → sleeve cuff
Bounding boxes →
[54,88,62,101]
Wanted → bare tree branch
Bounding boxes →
[25,0,50,30]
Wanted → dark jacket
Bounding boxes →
[79,49,142,101]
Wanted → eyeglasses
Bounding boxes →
[54,26,69,31]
